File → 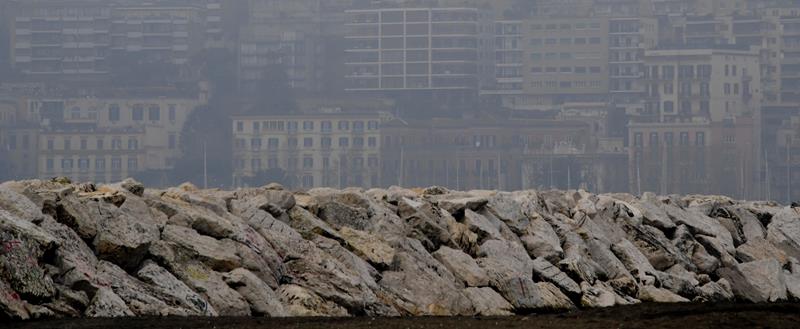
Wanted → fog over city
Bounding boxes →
[1,0,799,201]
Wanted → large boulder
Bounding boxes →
[767,207,800,259]
[531,257,581,297]
[463,287,513,316]
[93,203,159,271]
[223,268,287,317]
[84,288,134,318]
[432,246,489,287]
[161,225,242,272]
[338,227,395,268]
[136,261,216,316]
[495,277,574,313]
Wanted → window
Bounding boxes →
[95,158,105,170]
[339,137,349,147]
[633,132,643,147]
[353,137,365,147]
[679,132,689,146]
[304,138,313,148]
[132,105,144,121]
[353,121,365,132]
[664,132,674,146]
[148,105,160,121]
[287,121,298,132]
[236,121,244,132]
[302,121,314,131]
[733,83,739,95]
[302,175,314,188]
[695,132,705,146]
[109,104,120,122]
[253,122,261,132]
[235,138,245,149]
[251,138,262,150]
[168,105,176,121]
[112,138,122,150]
[61,159,74,170]
[663,101,674,113]
[303,157,314,169]
[111,158,122,170]
[321,137,332,149]
[128,158,138,171]
[368,137,377,147]
[338,121,350,131]
[251,158,261,170]
[321,121,332,132]
[46,158,54,171]
[724,83,731,95]
[128,138,138,150]
[663,66,674,79]
[368,121,379,130]
[268,138,279,149]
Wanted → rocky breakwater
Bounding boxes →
[2,178,800,319]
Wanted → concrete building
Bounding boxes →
[0,96,39,180]
[109,4,204,65]
[380,116,628,192]
[609,17,659,116]
[231,111,386,189]
[485,17,611,111]
[642,46,762,122]
[629,116,758,198]
[344,6,494,101]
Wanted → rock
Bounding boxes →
[0,279,30,320]
[93,203,159,271]
[696,235,738,268]
[94,261,189,316]
[432,246,489,287]
[478,240,532,284]
[463,287,513,316]
[611,239,657,282]
[0,209,58,252]
[224,268,287,317]
[0,186,46,224]
[0,231,56,303]
[38,217,98,294]
[519,214,563,263]
[161,225,242,272]
[638,285,690,303]
[579,281,617,308]
[531,257,581,297]
[278,284,349,317]
[105,178,145,197]
[767,207,800,259]
[339,227,395,268]
[736,259,788,302]
[318,201,369,230]
[785,270,800,301]
[436,196,488,216]
[735,238,788,264]
[287,207,342,241]
[694,279,734,303]
[495,277,574,313]
[53,196,100,240]
[463,209,504,243]
[136,261,216,316]
[85,288,134,318]
[171,262,251,316]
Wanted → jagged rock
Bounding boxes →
[379,238,472,316]
[463,209,504,243]
[0,279,30,320]
[694,279,734,303]
[318,201,369,230]
[531,257,581,297]
[477,239,532,285]
[397,197,457,252]
[94,261,189,316]
[339,227,395,268]
[0,230,55,303]
[85,288,134,318]
[638,285,690,303]
[161,225,242,272]
[136,261,216,316]
[224,268,286,317]
[105,178,145,197]
[93,203,159,271]
[785,270,800,301]
[278,284,349,317]
[463,287,513,316]
[432,246,489,287]
[495,277,574,313]
[735,238,788,264]
[520,214,563,262]
[735,259,788,302]
[696,235,738,268]
[287,206,342,241]
[767,207,800,259]
[171,262,250,316]
[579,281,621,308]
[611,239,658,282]
[436,196,489,216]
[0,186,47,224]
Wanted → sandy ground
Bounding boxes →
[7,303,800,329]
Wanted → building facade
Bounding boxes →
[232,112,385,189]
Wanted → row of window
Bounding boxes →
[46,137,139,151]
[644,64,714,79]
[45,157,138,172]
[530,80,604,89]
[236,136,379,150]
[240,156,381,171]
[236,120,380,133]
[530,22,603,31]
[107,104,178,122]
[530,66,604,74]
[633,131,706,147]
[529,37,603,46]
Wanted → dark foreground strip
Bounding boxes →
[6,303,800,329]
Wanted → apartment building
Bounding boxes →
[642,46,762,122]
[344,6,494,97]
[629,116,758,198]
[18,90,204,182]
[485,17,610,111]
[109,4,204,65]
[231,112,385,189]
[0,97,39,180]
[609,17,659,115]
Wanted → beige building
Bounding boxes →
[643,46,762,122]
[485,17,611,111]
[24,92,204,182]
[232,112,386,189]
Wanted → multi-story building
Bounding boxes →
[344,5,494,102]
[485,17,611,111]
[629,116,758,198]
[109,4,204,65]
[0,96,39,180]
[231,111,386,189]
[608,17,659,116]
[642,46,762,122]
[380,116,628,192]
